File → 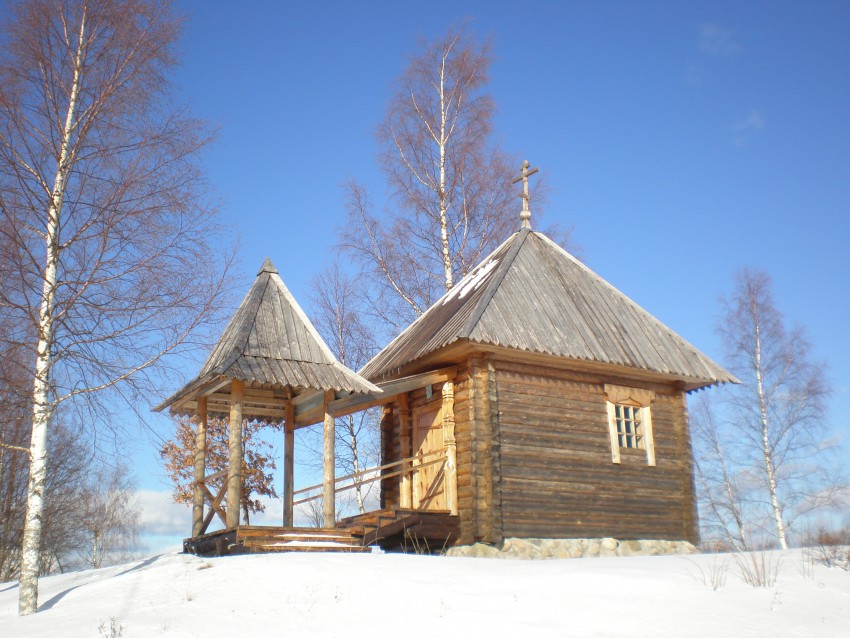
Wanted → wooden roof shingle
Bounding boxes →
[360,229,736,390]
[155,258,378,413]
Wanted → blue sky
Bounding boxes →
[136,1,850,546]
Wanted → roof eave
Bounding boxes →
[152,373,229,414]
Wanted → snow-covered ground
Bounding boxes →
[1,548,847,637]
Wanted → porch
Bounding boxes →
[183,447,460,556]
[183,508,460,556]
[181,370,461,556]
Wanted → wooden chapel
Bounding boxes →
[156,161,735,555]
[350,161,737,548]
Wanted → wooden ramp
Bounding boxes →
[340,508,460,553]
[184,526,370,557]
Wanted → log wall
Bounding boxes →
[379,354,700,546]
[493,359,699,543]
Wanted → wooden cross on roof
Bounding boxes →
[512,159,539,229]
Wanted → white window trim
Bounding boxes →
[604,384,656,466]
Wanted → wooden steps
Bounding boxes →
[183,509,461,557]
[184,526,369,556]
[340,508,460,553]
[338,508,398,537]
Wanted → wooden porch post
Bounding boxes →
[226,380,244,529]
[398,394,412,508]
[442,381,458,516]
[191,396,208,537]
[283,401,295,527]
[322,389,336,527]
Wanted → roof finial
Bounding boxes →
[258,257,278,275]
[512,159,539,229]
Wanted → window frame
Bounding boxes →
[604,384,656,466]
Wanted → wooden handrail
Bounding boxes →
[292,449,447,506]
[189,450,448,524]
[292,448,444,497]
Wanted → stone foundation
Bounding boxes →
[445,537,697,560]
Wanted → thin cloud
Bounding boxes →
[137,489,188,536]
[734,110,765,132]
[732,109,765,146]
[699,23,740,57]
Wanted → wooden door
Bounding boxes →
[412,404,446,510]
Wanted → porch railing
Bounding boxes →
[292,449,446,506]
[191,449,446,535]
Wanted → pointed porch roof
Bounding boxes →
[360,229,736,391]
[155,258,378,417]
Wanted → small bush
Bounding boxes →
[805,528,850,571]
[685,555,729,590]
[734,550,782,588]
[98,617,124,638]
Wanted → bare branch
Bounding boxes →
[340,25,521,331]
[1,0,232,614]
[694,268,844,550]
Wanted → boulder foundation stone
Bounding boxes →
[446,538,697,559]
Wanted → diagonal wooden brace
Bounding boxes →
[198,479,228,535]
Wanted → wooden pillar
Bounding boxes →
[468,355,481,542]
[283,401,295,527]
[486,355,504,543]
[679,390,700,545]
[226,380,244,529]
[442,381,458,516]
[191,396,208,538]
[398,394,412,508]
[322,389,335,528]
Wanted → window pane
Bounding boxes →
[614,403,644,450]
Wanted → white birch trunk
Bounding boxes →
[18,9,86,616]
[322,390,336,528]
[721,457,749,551]
[753,309,789,549]
[91,531,101,570]
[347,416,365,514]
[438,53,452,291]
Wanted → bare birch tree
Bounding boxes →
[691,394,752,551]
[0,341,34,581]
[0,388,136,579]
[0,0,229,613]
[339,26,517,334]
[694,269,843,550]
[76,462,140,570]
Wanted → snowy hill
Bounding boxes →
[1,549,847,637]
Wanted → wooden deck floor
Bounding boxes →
[183,526,369,557]
[183,508,460,556]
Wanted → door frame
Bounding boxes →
[411,400,446,510]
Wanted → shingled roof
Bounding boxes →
[155,258,377,413]
[360,228,735,390]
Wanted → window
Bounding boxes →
[615,402,643,449]
[604,384,656,466]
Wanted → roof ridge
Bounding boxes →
[270,271,335,364]
[269,272,381,392]
[460,229,530,337]
[358,231,520,378]
[533,231,735,382]
[214,271,272,374]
